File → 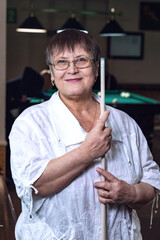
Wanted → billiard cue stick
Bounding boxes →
[100,57,107,240]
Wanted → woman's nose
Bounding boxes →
[67,62,79,74]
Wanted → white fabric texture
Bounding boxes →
[9,91,160,240]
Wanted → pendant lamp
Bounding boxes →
[57,14,88,33]
[16,0,46,33]
[99,8,125,37]
[16,15,46,33]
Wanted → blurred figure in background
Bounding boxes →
[6,66,52,181]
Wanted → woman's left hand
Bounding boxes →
[94,167,135,205]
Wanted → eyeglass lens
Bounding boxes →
[53,58,92,70]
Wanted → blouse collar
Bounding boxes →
[48,91,122,147]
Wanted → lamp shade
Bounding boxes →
[16,16,47,33]
[57,16,88,33]
[99,19,126,37]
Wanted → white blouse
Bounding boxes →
[9,91,160,240]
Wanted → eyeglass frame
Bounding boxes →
[49,57,95,70]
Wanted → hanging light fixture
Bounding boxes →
[16,0,46,33]
[99,8,126,37]
[57,13,88,33]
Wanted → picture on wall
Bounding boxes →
[107,32,144,60]
[139,2,160,31]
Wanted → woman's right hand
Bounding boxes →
[34,111,111,196]
[79,111,112,163]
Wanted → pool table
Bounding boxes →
[29,89,160,150]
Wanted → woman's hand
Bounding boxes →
[94,167,135,205]
[79,111,112,163]
[34,111,111,196]
[94,167,155,209]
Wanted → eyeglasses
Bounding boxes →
[50,57,94,70]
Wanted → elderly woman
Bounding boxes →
[9,29,160,240]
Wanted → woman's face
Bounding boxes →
[50,45,99,100]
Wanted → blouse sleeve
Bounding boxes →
[109,106,160,191]
[9,115,55,215]
[135,122,160,191]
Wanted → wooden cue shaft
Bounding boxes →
[100,57,107,240]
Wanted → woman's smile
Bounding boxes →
[65,78,82,83]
